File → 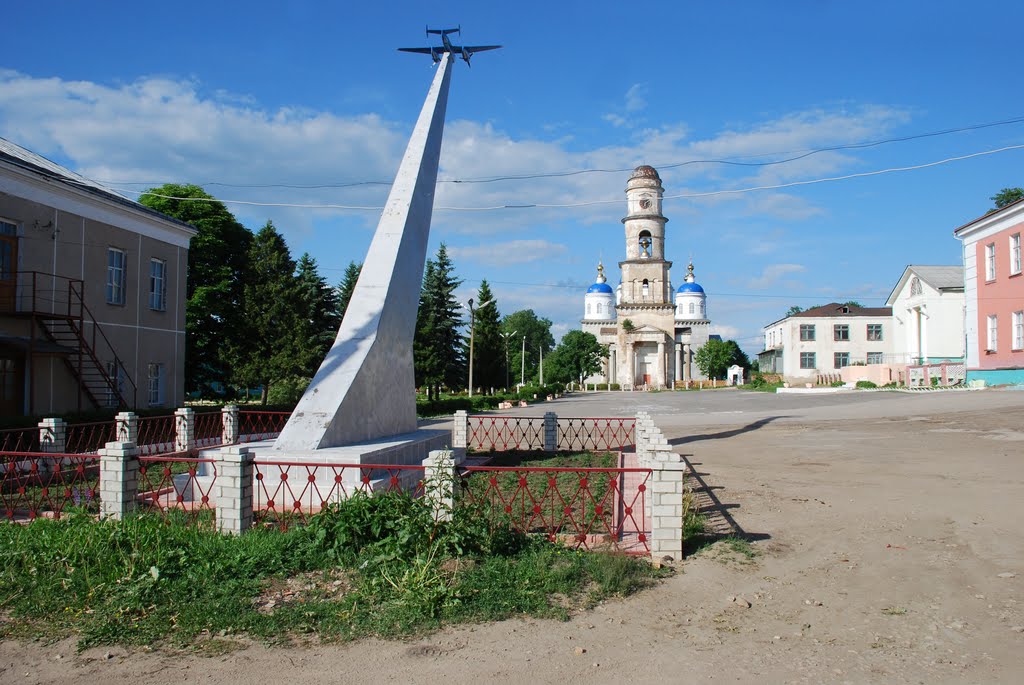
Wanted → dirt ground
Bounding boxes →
[3,389,1023,684]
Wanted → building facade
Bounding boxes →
[581,165,712,388]
[0,137,195,416]
[885,265,965,365]
[758,303,893,381]
[954,198,1024,385]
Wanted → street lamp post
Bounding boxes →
[520,335,526,387]
[539,343,544,385]
[465,297,490,397]
[500,330,517,391]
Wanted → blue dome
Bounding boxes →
[587,282,614,294]
[677,282,705,294]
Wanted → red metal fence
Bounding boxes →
[137,456,217,526]
[65,421,116,454]
[0,453,100,521]
[239,411,289,443]
[467,415,636,453]
[556,417,635,451]
[0,427,38,454]
[468,416,545,451]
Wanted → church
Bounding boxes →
[581,165,713,388]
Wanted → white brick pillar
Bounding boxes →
[175,407,195,454]
[423,448,466,522]
[38,418,66,453]
[215,446,254,535]
[115,411,138,444]
[543,412,558,451]
[647,440,687,561]
[222,404,240,445]
[452,410,469,449]
[99,441,140,519]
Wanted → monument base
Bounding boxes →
[179,428,453,507]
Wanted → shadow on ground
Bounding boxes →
[670,416,790,446]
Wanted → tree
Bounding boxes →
[786,306,804,317]
[992,187,1024,209]
[233,221,302,404]
[695,338,748,379]
[545,330,606,384]
[294,253,340,377]
[501,309,555,386]
[138,183,252,396]
[336,261,362,322]
[414,245,463,399]
[469,280,503,391]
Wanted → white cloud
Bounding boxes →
[746,263,806,289]
[448,239,568,267]
[709,324,740,339]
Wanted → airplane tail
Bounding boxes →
[426,25,460,36]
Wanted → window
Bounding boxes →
[834,352,850,369]
[642,279,649,297]
[586,302,592,315]
[1013,311,1023,351]
[867,324,883,341]
[149,258,166,311]
[689,302,695,315]
[800,352,816,369]
[0,219,16,236]
[799,324,815,341]
[834,324,849,341]
[909,277,922,296]
[987,315,998,351]
[596,302,602,315]
[147,363,165,406]
[986,243,996,281]
[867,352,884,365]
[1011,234,1022,276]
[107,248,127,305]
[104,361,126,408]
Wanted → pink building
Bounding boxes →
[954,197,1024,385]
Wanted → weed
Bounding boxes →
[881,606,907,615]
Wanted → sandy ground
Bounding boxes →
[3,388,1024,684]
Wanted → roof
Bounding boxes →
[676,282,705,294]
[885,265,963,304]
[953,195,1024,236]
[586,282,614,294]
[791,303,892,318]
[0,136,196,235]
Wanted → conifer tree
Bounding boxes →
[336,261,362,322]
[469,280,503,391]
[414,245,464,399]
[295,253,340,377]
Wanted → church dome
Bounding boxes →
[631,165,660,180]
[677,281,705,294]
[587,282,614,294]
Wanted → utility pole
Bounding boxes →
[520,335,526,387]
[539,343,544,385]
[500,329,517,390]
[465,297,491,397]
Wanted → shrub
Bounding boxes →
[855,380,877,389]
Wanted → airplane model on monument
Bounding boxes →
[267,29,501,462]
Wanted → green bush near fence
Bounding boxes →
[0,490,663,650]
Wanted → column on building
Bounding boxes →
[682,344,691,381]
[608,345,616,384]
[675,343,683,382]
[656,341,666,389]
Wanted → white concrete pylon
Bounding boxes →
[274,53,455,450]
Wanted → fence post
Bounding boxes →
[175,407,195,454]
[423,448,466,522]
[647,437,687,562]
[216,445,254,535]
[222,404,240,444]
[543,412,558,451]
[38,418,66,453]
[115,411,138,444]
[98,441,139,520]
[452,410,469,449]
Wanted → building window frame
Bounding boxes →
[867,323,883,341]
[1013,311,1023,351]
[799,324,815,341]
[147,362,165,407]
[866,351,884,365]
[833,324,849,341]
[799,352,816,369]
[986,242,996,281]
[987,314,998,352]
[106,247,127,306]
[834,352,850,369]
[149,258,167,311]
[1011,233,1022,276]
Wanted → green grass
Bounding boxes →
[0,490,664,650]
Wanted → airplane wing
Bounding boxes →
[397,47,437,54]
[461,45,502,52]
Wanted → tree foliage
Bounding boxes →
[294,253,341,377]
[469,280,503,391]
[545,330,606,384]
[992,187,1024,209]
[138,183,252,395]
[336,261,362,323]
[414,245,464,400]
[694,338,749,379]
[501,310,555,386]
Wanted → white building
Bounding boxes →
[885,265,965,365]
[758,303,893,381]
[582,165,713,387]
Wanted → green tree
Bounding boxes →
[545,330,606,384]
[294,253,340,377]
[468,280,503,391]
[233,221,302,404]
[695,338,748,379]
[992,187,1024,209]
[786,306,803,317]
[336,261,362,322]
[414,245,463,399]
[138,183,252,396]
[502,310,555,386]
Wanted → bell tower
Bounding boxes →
[619,165,672,304]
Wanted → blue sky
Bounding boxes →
[3,1,1023,356]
